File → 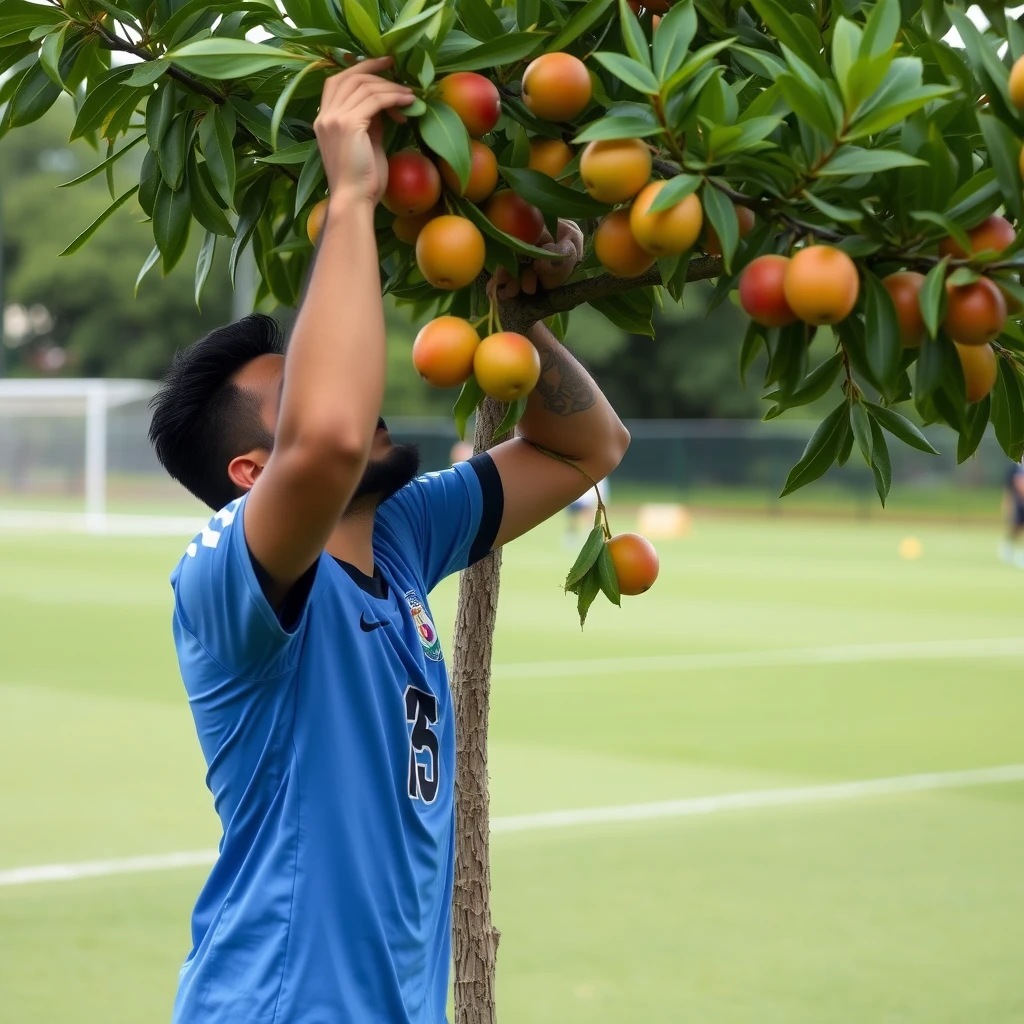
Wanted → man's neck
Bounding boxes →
[325,499,376,574]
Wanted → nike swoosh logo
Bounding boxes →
[360,613,388,633]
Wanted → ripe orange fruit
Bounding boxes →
[881,271,926,347]
[484,189,545,245]
[580,138,651,204]
[738,254,797,328]
[392,207,439,245]
[306,198,329,245]
[436,72,501,138]
[528,138,574,179]
[412,316,480,388]
[521,52,592,122]
[955,342,998,402]
[629,183,703,256]
[415,215,486,291]
[703,203,756,256]
[438,140,499,202]
[473,332,541,401]
[783,245,860,325]
[943,277,1007,346]
[382,151,441,217]
[606,533,659,596]
[939,215,1016,259]
[1010,55,1024,110]
[594,210,655,278]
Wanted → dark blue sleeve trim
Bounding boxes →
[248,546,319,632]
[468,452,504,566]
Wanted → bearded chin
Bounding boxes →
[351,442,421,504]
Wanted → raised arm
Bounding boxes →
[488,318,630,548]
[243,59,414,602]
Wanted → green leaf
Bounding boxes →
[498,166,608,218]
[662,38,734,96]
[565,526,605,590]
[231,176,272,286]
[436,31,544,72]
[573,116,665,143]
[817,145,925,176]
[39,23,68,89]
[270,59,322,151]
[589,291,656,335]
[845,86,951,141]
[455,196,557,258]
[596,542,621,606]
[850,400,873,467]
[801,190,862,225]
[763,351,843,415]
[158,111,189,191]
[861,0,900,60]
[992,357,1024,461]
[617,0,650,70]
[702,185,738,272]
[152,179,192,273]
[653,0,697,84]
[864,401,940,454]
[257,140,316,165]
[944,169,1002,225]
[575,562,602,629]
[57,132,145,188]
[831,17,861,101]
[919,258,947,340]
[977,113,1024,229]
[124,59,170,87]
[648,173,701,213]
[168,38,311,76]
[868,416,891,505]
[739,321,763,385]
[593,51,660,95]
[186,156,235,236]
[777,73,837,139]
[382,0,446,52]
[194,231,217,308]
[909,211,970,255]
[420,99,472,190]
[863,272,901,392]
[453,376,485,440]
[547,0,614,52]
[779,400,850,496]
[145,80,175,153]
[750,0,824,74]
[294,145,324,217]
[957,394,991,463]
[459,0,503,40]
[493,395,529,439]
[199,103,237,209]
[58,184,139,256]
[517,0,540,31]
[134,244,161,296]
[709,115,780,158]
[7,60,61,127]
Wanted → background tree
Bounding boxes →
[4,0,1024,1020]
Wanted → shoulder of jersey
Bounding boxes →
[184,497,243,559]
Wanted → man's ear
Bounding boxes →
[227,450,270,493]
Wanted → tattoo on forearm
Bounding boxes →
[535,346,597,416]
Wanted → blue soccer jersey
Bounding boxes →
[169,456,502,1024]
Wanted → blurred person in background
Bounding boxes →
[566,476,610,546]
[450,440,474,464]
[1000,457,1024,566]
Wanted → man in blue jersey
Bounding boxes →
[1001,457,1024,565]
[148,58,629,1024]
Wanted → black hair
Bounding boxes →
[149,314,283,511]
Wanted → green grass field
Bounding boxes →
[2,511,1024,1023]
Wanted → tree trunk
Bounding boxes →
[450,395,508,1024]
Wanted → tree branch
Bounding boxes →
[498,254,723,333]
[94,25,227,106]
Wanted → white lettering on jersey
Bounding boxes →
[185,500,240,558]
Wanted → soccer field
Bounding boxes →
[2,512,1024,1023]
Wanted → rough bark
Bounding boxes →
[448,252,724,1022]
[449,396,509,1024]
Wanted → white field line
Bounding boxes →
[3,764,1023,890]
[493,637,1024,680]
[0,510,204,536]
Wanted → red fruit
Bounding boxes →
[435,72,501,139]
[938,215,1016,259]
[438,140,499,202]
[881,271,926,348]
[738,254,797,328]
[521,52,592,122]
[382,151,441,217]
[484,190,545,245]
[943,277,1007,346]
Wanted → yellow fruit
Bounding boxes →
[955,342,998,403]
[579,138,651,204]
[1011,55,1024,110]
[783,245,860,325]
[415,216,486,291]
[629,183,703,257]
[521,52,592,122]
[473,332,541,401]
[306,198,329,245]
[528,138,574,179]
[412,316,480,388]
[593,210,655,278]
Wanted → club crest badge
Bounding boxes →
[406,590,443,662]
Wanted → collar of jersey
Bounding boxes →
[331,556,389,600]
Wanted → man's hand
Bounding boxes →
[490,219,585,301]
[313,57,415,209]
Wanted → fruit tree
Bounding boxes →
[5,0,1024,1018]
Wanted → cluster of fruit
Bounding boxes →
[737,214,1018,406]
